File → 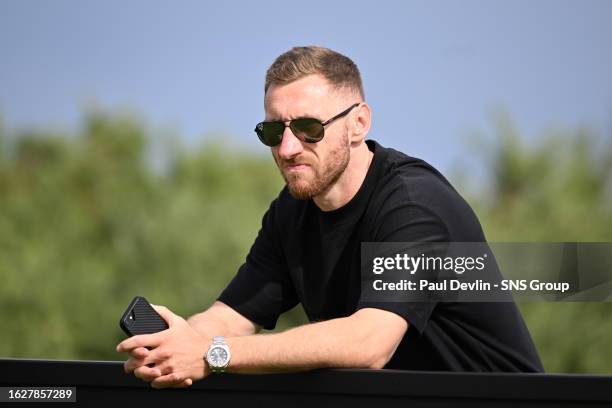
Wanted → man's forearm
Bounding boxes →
[224,310,406,373]
[187,312,228,338]
[117,306,406,388]
[187,301,259,339]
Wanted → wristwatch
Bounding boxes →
[205,336,231,373]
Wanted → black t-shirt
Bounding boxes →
[219,140,543,372]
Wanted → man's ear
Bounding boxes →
[350,102,372,143]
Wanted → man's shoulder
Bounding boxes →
[370,140,461,206]
[369,140,484,241]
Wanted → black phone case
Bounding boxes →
[119,296,169,337]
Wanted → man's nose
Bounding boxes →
[277,126,304,160]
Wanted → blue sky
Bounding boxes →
[1,0,611,174]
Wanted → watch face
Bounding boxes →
[208,346,228,367]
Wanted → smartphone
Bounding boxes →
[119,296,169,337]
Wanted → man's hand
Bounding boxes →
[116,305,210,389]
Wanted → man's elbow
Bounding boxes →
[368,359,388,370]
[363,349,394,369]
[339,340,394,369]
[348,339,397,369]
[345,308,408,369]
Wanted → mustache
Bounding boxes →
[276,157,311,167]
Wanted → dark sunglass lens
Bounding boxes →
[255,122,284,146]
[290,118,324,143]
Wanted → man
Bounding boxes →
[117,46,543,388]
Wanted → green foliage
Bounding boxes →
[1,110,611,373]
[0,112,303,361]
[470,112,612,241]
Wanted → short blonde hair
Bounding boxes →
[265,46,365,99]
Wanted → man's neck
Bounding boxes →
[313,144,374,212]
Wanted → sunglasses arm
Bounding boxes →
[321,103,361,126]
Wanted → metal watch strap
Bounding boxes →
[207,336,229,373]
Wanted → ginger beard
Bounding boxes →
[274,130,350,200]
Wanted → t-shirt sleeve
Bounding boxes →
[357,199,449,334]
[218,199,299,330]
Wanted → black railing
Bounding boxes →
[1,358,611,407]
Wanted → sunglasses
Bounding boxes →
[255,103,360,147]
